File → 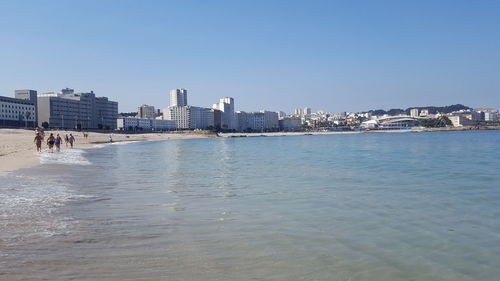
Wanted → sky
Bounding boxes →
[0,0,499,113]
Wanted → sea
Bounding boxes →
[1,130,500,281]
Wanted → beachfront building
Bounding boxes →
[137,104,156,119]
[236,110,279,132]
[117,117,176,131]
[163,106,214,130]
[212,97,236,130]
[0,92,37,127]
[279,116,302,131]
[15,90,38,125]
[170,88,188,107]
[37,89,118,130]
[447,115,477,127]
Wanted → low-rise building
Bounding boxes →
[0,94,37,127]
[447,116,477,127]
[379,118,420,129]
[117,118,176,131]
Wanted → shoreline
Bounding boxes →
[1,126,499,176]
[220,126,500,138]
[0,129,215,176]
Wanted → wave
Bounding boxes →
[39,148,90,166]
[0,175,93,246]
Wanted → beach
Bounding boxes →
[2,126,500,176]
[0,129,215,176]
[2,130,500,280]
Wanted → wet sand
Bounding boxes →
[0,129,215,176]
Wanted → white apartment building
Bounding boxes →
[410,108,419,118]
[303,107,312,116]
[213,97,236,130]
[170,89,188,107]
[236,110,279,132]
[117,117,176,131]
[164,106,214,129]
[447,115,477,127]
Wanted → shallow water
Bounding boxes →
[1,131,500,280]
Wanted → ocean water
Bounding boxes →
[1,131,500,281]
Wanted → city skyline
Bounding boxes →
[1,1,499,113]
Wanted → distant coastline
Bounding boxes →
[220,126,500,138]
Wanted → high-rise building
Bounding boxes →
[164,106,214,129]
[303,107,311,116]
[212,97,236,130]
[170,88,188,107]
[137,104,156,119]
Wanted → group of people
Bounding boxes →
[34,129,75,153]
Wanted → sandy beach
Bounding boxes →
[0,129,215,176]
[2,126,499,176]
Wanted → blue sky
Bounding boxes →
[0,0,499,113]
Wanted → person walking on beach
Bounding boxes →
[47,133,55,153]
[34,133,43,152]
[68,134,75,148]
[65,134,69,147]
[55,134,63,152]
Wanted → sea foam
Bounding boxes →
[39,148,90,165]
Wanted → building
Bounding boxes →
[279,116,302,131]
[117,117,176,131]
[484,112,498,121]
[360,119,379,129]
[447,116,477,127]
[379,118,420,129]
[236,110,279,132]
[170,88,188,107]
[419,109,429,117]
[410,108,419,118]
[15,90,38,125]
[37,89,118,129]
[0,94,36,127]
[166,88,214,130]
[262,110,279,130]
[164,106,214,130]
[213,97,236,130]
[212,109,222,130]
[303,107,312,116]
[137,104,156,119]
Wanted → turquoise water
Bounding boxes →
[1,131,500,280]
